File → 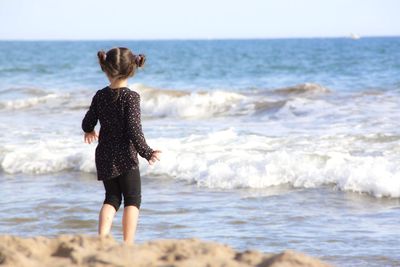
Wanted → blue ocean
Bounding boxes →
[0,38,399,266]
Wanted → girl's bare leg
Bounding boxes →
[98,204,117,236]
[122,206,140,244]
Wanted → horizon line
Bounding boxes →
[0,34,399,42]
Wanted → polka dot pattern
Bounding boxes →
[82,86,154,181]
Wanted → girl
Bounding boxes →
[82,47,161,244]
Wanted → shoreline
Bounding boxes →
[0,234,332,267]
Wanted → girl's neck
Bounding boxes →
[109,78,128,89]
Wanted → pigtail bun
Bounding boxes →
[97,50,107,64]
[135,54,146,68]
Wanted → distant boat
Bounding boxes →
[349,33,361,40]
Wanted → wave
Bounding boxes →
[1,129,399,198]
[273,83,330,95]
[134,83,330,119]
[136,84,250,118]
[0,94,70,110]
[0,87,71,110]
[0,87,50,96]
[0,83,331,119]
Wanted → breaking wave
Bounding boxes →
[1,128,399,198]
[0,83,330,119]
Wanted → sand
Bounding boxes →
[0,235,332,267]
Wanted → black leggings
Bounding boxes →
[103,168,141,211]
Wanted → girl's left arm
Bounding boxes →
[82,92,98,133]
[125,92,154,160]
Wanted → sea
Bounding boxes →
[0,38,399,266]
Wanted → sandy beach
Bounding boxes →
[0,235,331,267]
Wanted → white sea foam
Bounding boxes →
[0,139,93,174]
[142,129,400,198]
[1,129,399,198]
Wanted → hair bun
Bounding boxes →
[135,54,146,68]
[97,50,107,63]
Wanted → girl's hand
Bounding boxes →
[149,150,162,165]
[84,131,98,144]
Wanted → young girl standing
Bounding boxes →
[82,47,161,244]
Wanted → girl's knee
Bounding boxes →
[124,194,141,209]
[104,194,122,211]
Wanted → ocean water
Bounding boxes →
[0,38,400,266]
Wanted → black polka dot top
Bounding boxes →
[82,86,154,181]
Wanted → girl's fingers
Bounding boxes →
[149,155,158,165]
[84,133,99,144]
[152,151,161,161]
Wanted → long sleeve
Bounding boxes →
[125,92,154,160]
[82,93,98,133]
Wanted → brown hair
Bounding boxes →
[97,47,146,80]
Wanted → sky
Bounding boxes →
[0,0,399,40]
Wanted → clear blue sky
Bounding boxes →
[0,0,398,40]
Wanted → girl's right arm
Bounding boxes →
[82,92,99,133]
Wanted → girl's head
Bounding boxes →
[97,47,146,81]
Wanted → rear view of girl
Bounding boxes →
[82,47,161,244]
